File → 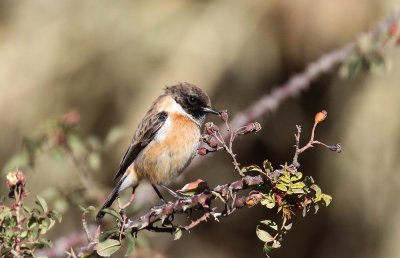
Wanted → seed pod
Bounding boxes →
[204,122,219,135]
[198,147,208,156]
[314,110,327,123]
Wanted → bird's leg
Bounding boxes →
[151,184,167,204]
[118,188,136,210]
[159,184,192,199]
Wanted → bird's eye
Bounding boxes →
[188,96,197,104]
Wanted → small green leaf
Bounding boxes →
[174,228,182,240]
[125,231,135,257]
[101,208,122,221]
[256,226,274,242]
[283,223,292,231]
[310,184,322,195]
[321,194,332,206]
[276,184,287,192]
[47,210,62,223]
[263,160,273,172]
[314,204,320,214]
[290,172,303,181]
[28,216,38,229]
[0,247,12,256]
[272,240,281,248]
[33,239,52,249]
[96,239,121,257]
[240,165,263,175]
[260,195,275,209]
[260,220,278,231]
[35,195,48,213]
[291,182,305,189]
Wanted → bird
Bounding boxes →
[96,82,220,221]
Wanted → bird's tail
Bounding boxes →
[96,172,138,221]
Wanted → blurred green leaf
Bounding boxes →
[105,126,125,146]
[88,152,101,171]
[96,239,121,257]
[35,195,48,213]
[47,210,62,223]
[125,231,135,257]
[33,239,52,249]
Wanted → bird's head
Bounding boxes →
[165,82,219,124]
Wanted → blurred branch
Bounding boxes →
[226,9,400,131]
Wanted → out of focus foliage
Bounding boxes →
[0,170,61,257]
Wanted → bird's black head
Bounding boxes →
[165,82,219,124]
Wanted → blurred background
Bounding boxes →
[1,0,400,257]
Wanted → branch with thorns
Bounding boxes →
[75,109,340,257]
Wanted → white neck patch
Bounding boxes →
[157,96,201,126]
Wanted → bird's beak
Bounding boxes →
[201,106,220,115]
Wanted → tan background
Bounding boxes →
[1,1,400,257]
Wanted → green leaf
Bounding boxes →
[256,226,274,243]
[125,231,135,257]
[35,195,48,213]
[33,239,52,249]
[96,239,121,257]
[321,194,332,206]
[263,160,273,172]
[0,207,11,220]
[260,220,278,231]
[283,223,292,231]
[0,247,12,256]
[100,228,119,241]
[28,216,38,229]
[314,204,320,214]
[240,165,263,174]
[174,228,182,240]
[260,195,275,209]
[279,175,291,184]
[310,184,322,196]
[272,240,281,248]
[276,184,287,192]
[290,172,303,181]
[101,208,122,221]
[291,182,305,189]
[47,210,62,223]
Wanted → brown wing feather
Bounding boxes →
[113,111,168,180]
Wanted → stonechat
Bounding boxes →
[96,82,219,220]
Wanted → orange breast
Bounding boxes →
[134,112,200,184]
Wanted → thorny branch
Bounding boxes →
[119,110,338,235]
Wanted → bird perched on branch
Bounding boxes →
[96,82,220,221]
